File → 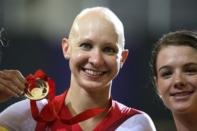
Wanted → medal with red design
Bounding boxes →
[25,69,112,129]
[24,69,54,100]
[24,79,49,100]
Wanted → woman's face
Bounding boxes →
[155,45,197,114]
[62,15,128,92]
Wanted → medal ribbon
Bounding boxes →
[26,70,56,122]
[26,70,112,126]
[55,93,112,125]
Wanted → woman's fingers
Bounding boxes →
[3,70,26,90]
[0,70,26,97]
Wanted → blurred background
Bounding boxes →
[0,0,197,130]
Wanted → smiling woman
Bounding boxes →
[151,30,197,131]
[0,7,156,131]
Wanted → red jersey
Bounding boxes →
[35,92,141,131]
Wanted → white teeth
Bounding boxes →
[85,69,103,76]
[174,91,193,96]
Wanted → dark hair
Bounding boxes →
[150,30,197,78]
[0,28,9,64]
[0,28,9,47]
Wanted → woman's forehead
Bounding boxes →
[156,46,197,66]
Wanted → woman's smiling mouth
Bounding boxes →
[82,67,107,77]
[170,90,195,101]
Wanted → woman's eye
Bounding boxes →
[159,70,172,79]
[185,68,197,75]
[80,43,92,50]
[103,47,117,55]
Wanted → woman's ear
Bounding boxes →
[62,38,70,59]
[120,49,129,68]
[154,76,162,98]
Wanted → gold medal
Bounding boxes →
[24,79,49,100]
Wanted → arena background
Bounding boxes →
[0,0,197,130]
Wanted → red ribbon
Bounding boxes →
[26,69,56,122]
[60,101,112,125]
[25,70,48,93]
[27,69,112,128]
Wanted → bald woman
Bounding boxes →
[0,7,156,131]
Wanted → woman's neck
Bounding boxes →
[65,84,111,115]
[64,84,111,131]
[173,112,197,131]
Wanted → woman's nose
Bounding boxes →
[88,49,105,67]
[173,72,186,89]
